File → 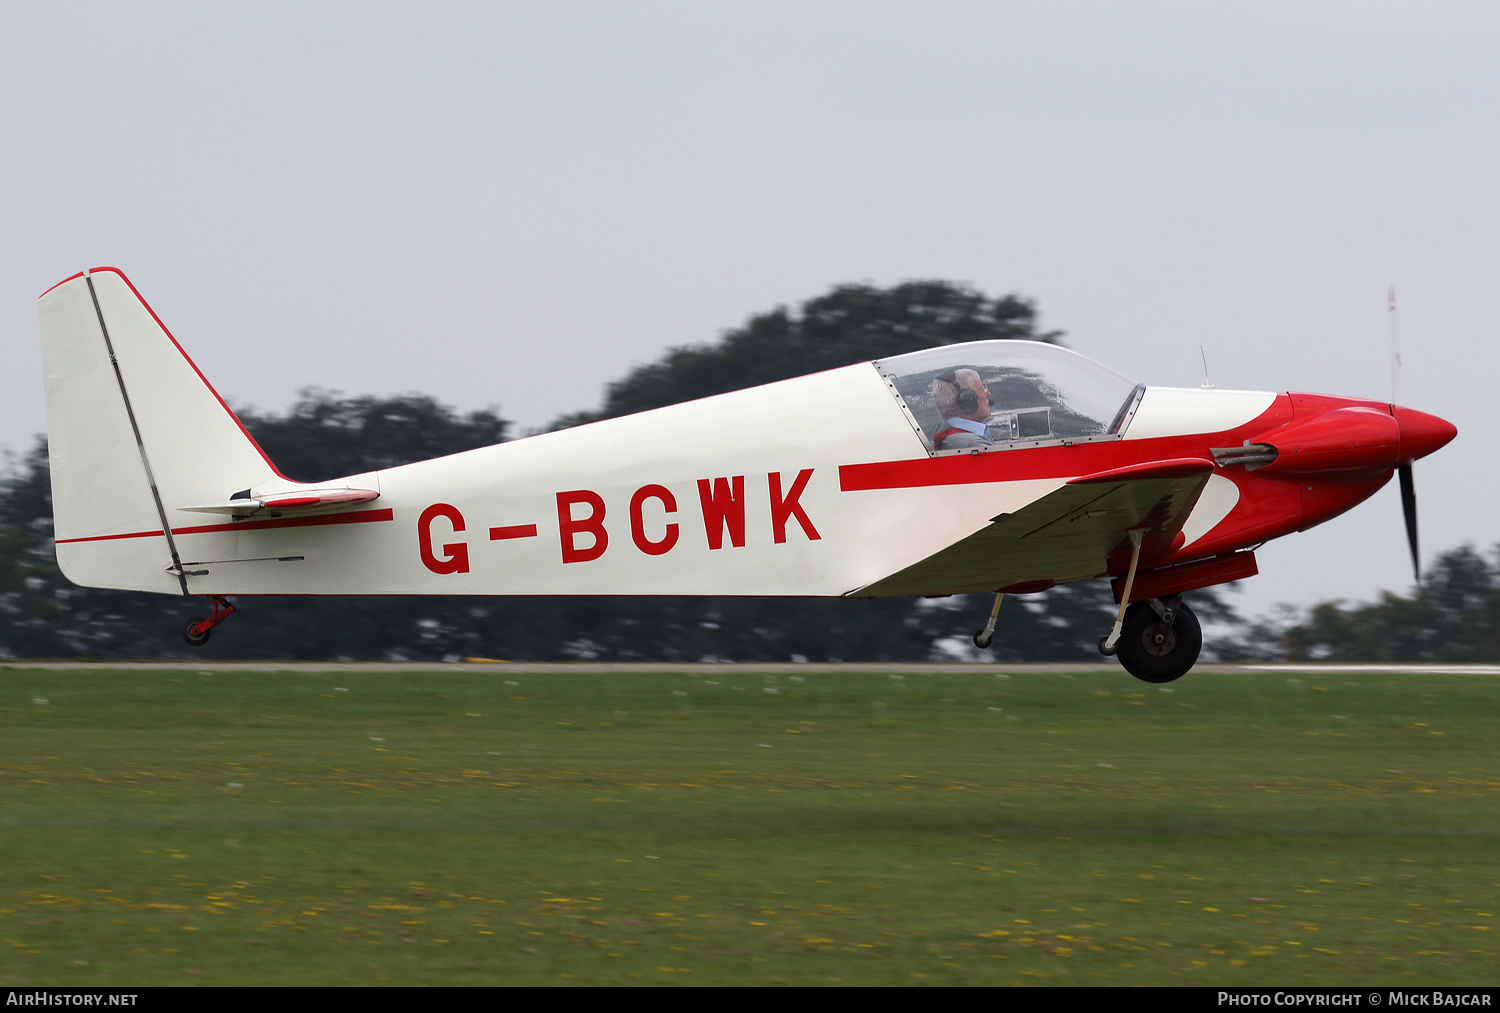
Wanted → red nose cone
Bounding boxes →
[1394,406,1458,465]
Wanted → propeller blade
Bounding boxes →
[1399,463,1420,583]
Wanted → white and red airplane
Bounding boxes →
[36,268,1457,681]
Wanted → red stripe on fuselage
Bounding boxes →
[54,527,166,545]
[55,508,395,544]
[839,408,1292,492]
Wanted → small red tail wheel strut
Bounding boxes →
[182,596,236,647]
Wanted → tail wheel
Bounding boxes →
[182,618,211,647]
[179,595,235,647]
[1116,600,1201,684]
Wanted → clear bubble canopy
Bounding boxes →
[873,340,1144,455]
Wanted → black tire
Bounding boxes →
[1115,600,1201,683]
[973,631,993,649]
[182,619,211,647]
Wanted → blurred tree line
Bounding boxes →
[1218,544,1500,663]
[18,277,1479,663]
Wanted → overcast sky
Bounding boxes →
[2,2,1496,623]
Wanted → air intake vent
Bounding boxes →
[1210,442,1278,470]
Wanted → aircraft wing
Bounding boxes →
[850,458,1215,597]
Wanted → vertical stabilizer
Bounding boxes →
[38,268,282,593]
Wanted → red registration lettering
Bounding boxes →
[696,476,745,549]
[630,484,679,556]
[769,469,820,544]
[418,503,470,574]
[557,490,608,563]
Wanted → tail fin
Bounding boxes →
[38,268,282,593]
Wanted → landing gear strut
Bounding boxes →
[182,596,235,647]
[1099,529,1145,656]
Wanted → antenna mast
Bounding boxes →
[1388,285,1403,406]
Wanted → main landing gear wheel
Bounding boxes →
[1115,600,1201,684]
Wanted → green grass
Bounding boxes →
[0,665,1496,986]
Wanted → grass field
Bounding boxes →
[0,664,1496,986]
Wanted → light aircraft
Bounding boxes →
[36,268,1457,681]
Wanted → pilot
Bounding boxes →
[931,368,995,450]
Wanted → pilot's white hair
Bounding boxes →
[931,367,982,419]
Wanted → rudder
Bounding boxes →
[38,268,282,593]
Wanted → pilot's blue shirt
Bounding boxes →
[943,416,995,445]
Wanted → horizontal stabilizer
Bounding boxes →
[179,488,380,517]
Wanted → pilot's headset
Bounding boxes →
[936,370,980,416]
